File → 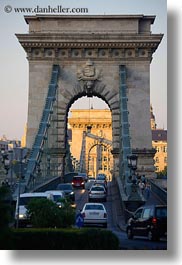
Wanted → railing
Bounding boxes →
[13,65,60,198]
[119,65,131,181]
[148,179,167,204]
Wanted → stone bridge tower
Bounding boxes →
[17,15,163,179]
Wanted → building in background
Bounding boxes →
[150,105,167,173]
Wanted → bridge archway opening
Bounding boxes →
[66,94,113,179]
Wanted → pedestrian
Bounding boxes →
[141,174,146,184]
[145,182,151,200]
[139,181,145,195]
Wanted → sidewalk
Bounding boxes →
[110,180,127,232]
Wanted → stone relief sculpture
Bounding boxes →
[77,60,102,96]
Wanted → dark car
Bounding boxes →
[126,205,167,241]
[56,183,75,202]
[72,176,85,189]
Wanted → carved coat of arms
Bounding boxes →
[77,60,102,96]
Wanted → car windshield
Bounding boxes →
[57,184,72,190]
[19,196,47,206]
[85,204,104,210]
[78,173,86,176]
[73,177,83,181]
[91,186,104,191]
[156,207,167,217]
[96,175,105,180]
[53,195,64,202]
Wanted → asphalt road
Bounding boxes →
[74,181,167,250]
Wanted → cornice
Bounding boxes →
[16,33,163,61]
[16,33,163,48]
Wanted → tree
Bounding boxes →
[157,166,167,179]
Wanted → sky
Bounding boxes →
[0,0,167,140]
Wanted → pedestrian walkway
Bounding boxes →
[110,179,166,232]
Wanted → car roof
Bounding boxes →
[20,192,47,197]
[91,185,105,189]
[45,190,64,195]
[84,202,105,206]
[57,183,71,186]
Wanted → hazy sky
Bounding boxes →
[0,0,167,140]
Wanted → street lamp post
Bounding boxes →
[126,154,142,200]
[127,154,138,181]
[16,147,23,229]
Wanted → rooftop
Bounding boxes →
[152,129,167,141]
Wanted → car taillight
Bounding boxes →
[104,213,107,218]
[152,217,157,224]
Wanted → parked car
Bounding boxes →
[81,203,107,228]
[45,190,65,208]
[15,192,51,227]
[72,176,85,189]
[56,183,75,202]
[126,205,167,241]
[88,184,107,202]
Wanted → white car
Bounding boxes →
[95,174,107,186]
[81,203,107,228]
[45,190,65,208]
[88,185,107,202]
[15,192,51,227]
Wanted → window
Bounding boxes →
[104,156,107,162]
[155,157,159,163]
[156,147,160,152]
[156,207,167,218]
[143,208,151,219]
[164,157,167,163]
[134,209,143,219]
[163,146,167,153]
[104,165,107,171]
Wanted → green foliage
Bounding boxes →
[157,166,167,179]
[0,186,12,228]
[27,198,75,228]
[8,228,120,250]
[0,186,14,249]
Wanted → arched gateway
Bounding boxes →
[17,15,163,196]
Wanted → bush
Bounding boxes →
[27,198,75,228]
[9,228,120,250]
[0,186,12,228]
[0,186,14,249]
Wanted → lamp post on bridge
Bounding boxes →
[126,154,142,201]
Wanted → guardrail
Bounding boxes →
[148,179,167,205]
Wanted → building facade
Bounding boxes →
[150,106,167,173]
